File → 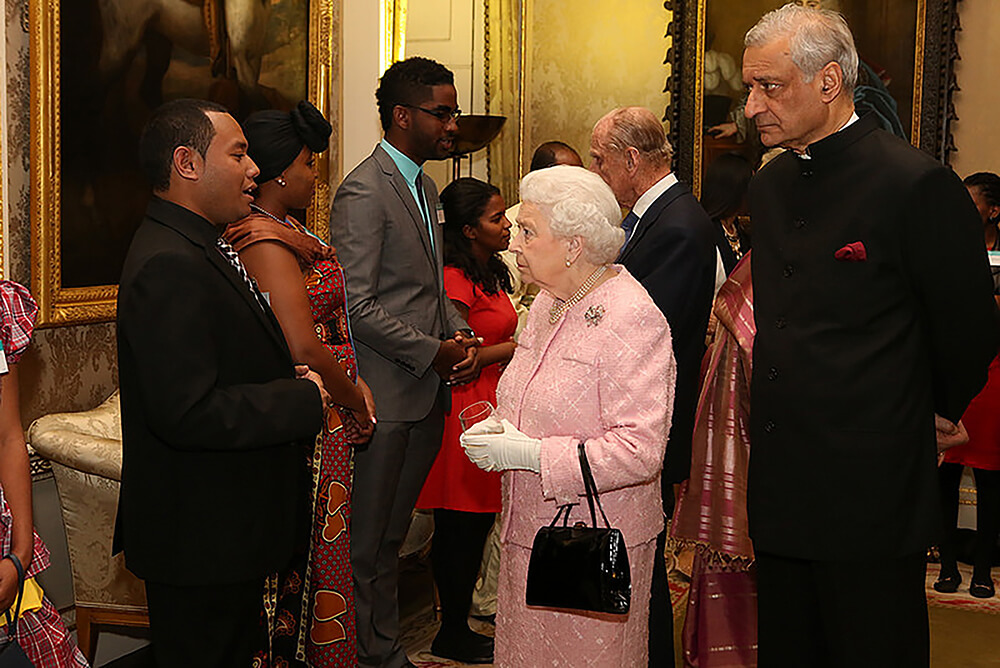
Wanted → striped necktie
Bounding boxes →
[216,238,268,312]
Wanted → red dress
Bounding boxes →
[944,354,1000,471]
[416,267,516,512]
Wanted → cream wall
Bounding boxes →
[524,0,671,173]
[405,0,489,187]
[951,0,1000,178]
[341,1,383,175]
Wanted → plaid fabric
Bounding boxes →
[1,488,88,666]
[8,600,89,667]
[0,281,37,365]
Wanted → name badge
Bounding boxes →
[436,204,446,225]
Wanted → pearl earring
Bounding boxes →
[276,176,287,187]
[565,258,572,267]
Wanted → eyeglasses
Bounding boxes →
[403,104,462,122]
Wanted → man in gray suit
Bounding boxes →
[331,57,480,668]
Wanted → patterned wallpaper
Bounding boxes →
[525,0,672,170]
[4,0,342,425]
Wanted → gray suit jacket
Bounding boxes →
[331,144,466,421]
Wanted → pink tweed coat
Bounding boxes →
[496,266,677,549]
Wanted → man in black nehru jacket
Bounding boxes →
[743,5,1000,667]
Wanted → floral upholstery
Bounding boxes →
[28,391,147,612]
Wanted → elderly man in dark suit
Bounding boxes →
[330,57,481,668]
[743,5,1000,666]
[590,106,717,667]
[116,98,327,666]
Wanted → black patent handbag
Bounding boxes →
[0,554,35,667]
[525,442,631,614]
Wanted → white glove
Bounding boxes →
[461,418,542,473]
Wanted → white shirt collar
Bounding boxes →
[631,172,679,220]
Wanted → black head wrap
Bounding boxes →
[242,100,332,185]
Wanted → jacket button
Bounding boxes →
[768,367,779,381]
[764,420,776,433]
[775,317,787,329]
[794,218,806,229]
[802,169,813,178]
[783,264,794,278]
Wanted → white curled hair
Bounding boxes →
[519,165,625,265]
[745,3,859,94]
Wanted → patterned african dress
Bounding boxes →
[234,216,357,667]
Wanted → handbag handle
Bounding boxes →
[548,504,574,527]
[578,442,612,529]
[2,553,24,646]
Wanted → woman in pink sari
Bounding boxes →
[461,166,677,667]
[671,255,757,667]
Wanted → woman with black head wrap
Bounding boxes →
[224,100,376,665]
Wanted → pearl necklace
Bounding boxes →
[549,264,609,324]
[250,203,289,226]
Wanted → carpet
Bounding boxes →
[398,558,691,667]
[926,563,1000,615]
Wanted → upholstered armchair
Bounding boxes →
[28,391,148,661]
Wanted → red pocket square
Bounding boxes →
[834,241,867,262]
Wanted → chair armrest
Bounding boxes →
[29,430,123,481]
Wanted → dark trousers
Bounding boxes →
[938,462,1000,582]
[351,392,445,668]
[145,578,263,667]
[431,509,496,635]
[648,490,675,667]
[755,551,929,668]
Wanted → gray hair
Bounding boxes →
[745,3,858,94]
[520,165,625,265]
[593,107,673,168]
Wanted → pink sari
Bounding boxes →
[670,255,757,667]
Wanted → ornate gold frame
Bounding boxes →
[668,0,960,195]
[381,0,409,73]
[30,0,336,327]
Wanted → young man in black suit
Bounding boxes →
[590,106,718,667]
[743,6,999,666]
[116,99,328,666]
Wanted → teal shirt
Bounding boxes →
[380,138,436,254]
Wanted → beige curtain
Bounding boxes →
[485,0,522,206]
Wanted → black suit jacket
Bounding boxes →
[749,114,1000,560]
[619,181,717,485]
[115,197,324,586]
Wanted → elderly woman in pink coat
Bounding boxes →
[461,165,677,667]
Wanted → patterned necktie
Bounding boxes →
[216,238,268,312]
[621,211,640,246]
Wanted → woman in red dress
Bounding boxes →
[935,172,1000,599]
[224,101,376,665]
[416,178,516,664]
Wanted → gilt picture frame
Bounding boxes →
[30,0,336,326]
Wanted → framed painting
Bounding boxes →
[666,0,961,196]
[30,0,336,326]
